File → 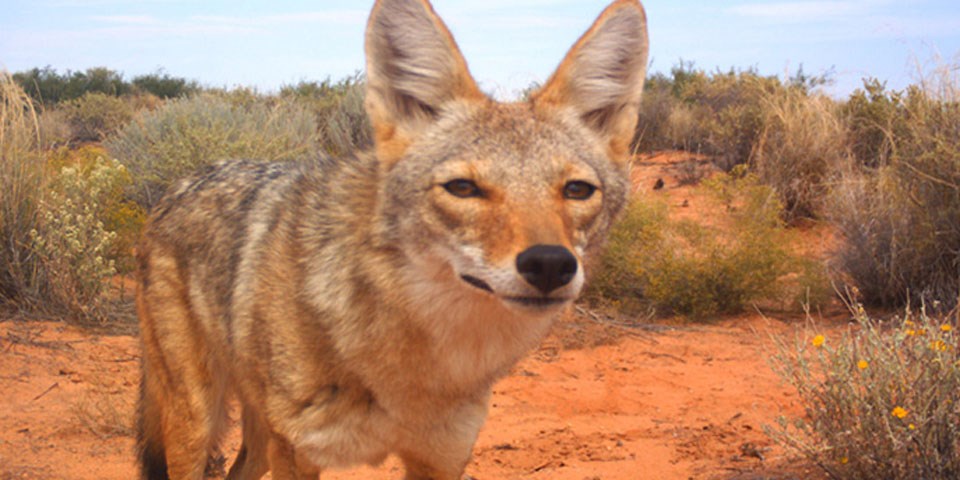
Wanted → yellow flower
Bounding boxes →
[812,335,825,347]
[840,456,849,464]
[892,406,909,419]
[930,340,950,352]
[906,329,917,336]
[909,423,916,430]
[942,324,953,333]
[857,360,869,370]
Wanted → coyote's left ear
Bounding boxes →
[365,0,485,165]
[533,0,649,163]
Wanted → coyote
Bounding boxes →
[135,0,648,478]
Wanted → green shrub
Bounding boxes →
[131,70,200,99]
[645,169,809,317]
[769,306,960,479]
[830,70,960,310]
[0,71,46,308]
[585,198,667,315]
[62,92,134,142]
[106,93,318,206]
[587,167,828,319]
[30,157,124,323]
[13,66,130,105]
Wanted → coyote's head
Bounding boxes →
[366,0,648,317]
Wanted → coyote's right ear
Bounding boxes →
[533,0,649,163]
[365,0,485,165]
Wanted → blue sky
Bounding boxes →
[2,0,959,99]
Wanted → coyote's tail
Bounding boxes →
[136,364,169,480]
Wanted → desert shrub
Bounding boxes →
[668,67,778,170]
[62,92,134,142]
[131,70,200,99]
[208,86,264,109]
[281,74,372,156]
[752,88,849,222]
[124,92,164,113]
[674,158,710,186]
[13,66,129,105]
[769,306,960,479]
[0,71,46,308]
[316,80,372,156]
[830,68,960,310]
[843,79,908,169]
[644,169,814,317]
[46,145,145,272]
[29,157,127,322]
[634,64,842,221]
[106,93,318,206]
[634,64,822,170]
[634,75,683,151]
[36,107,72,149]
[585,198,667,315]
[587,167,828,319]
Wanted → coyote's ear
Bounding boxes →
[532,0,649,163]
[365,0,484,164]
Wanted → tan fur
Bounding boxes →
[135,1,648,479]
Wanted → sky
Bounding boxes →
[2,0,959,99]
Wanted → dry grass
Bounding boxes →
[0,70,46,309]
[830,61,960,310]
[752,88,849,222]
[71,378,135,439]
[1,72,127,323]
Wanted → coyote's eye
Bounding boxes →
[563,180,597,200]
[443,179,482,198]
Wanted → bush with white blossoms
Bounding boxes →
[30,156,125,322]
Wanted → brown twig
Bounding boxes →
[32,382,59,401]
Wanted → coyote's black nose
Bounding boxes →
[516,245,578,295]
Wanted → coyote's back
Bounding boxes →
[136,1,649,479]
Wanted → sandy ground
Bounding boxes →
[0,153,840,479]
[0,312,836,480]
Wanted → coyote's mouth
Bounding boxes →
[460,274,494,293]
[504,296,569,308]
